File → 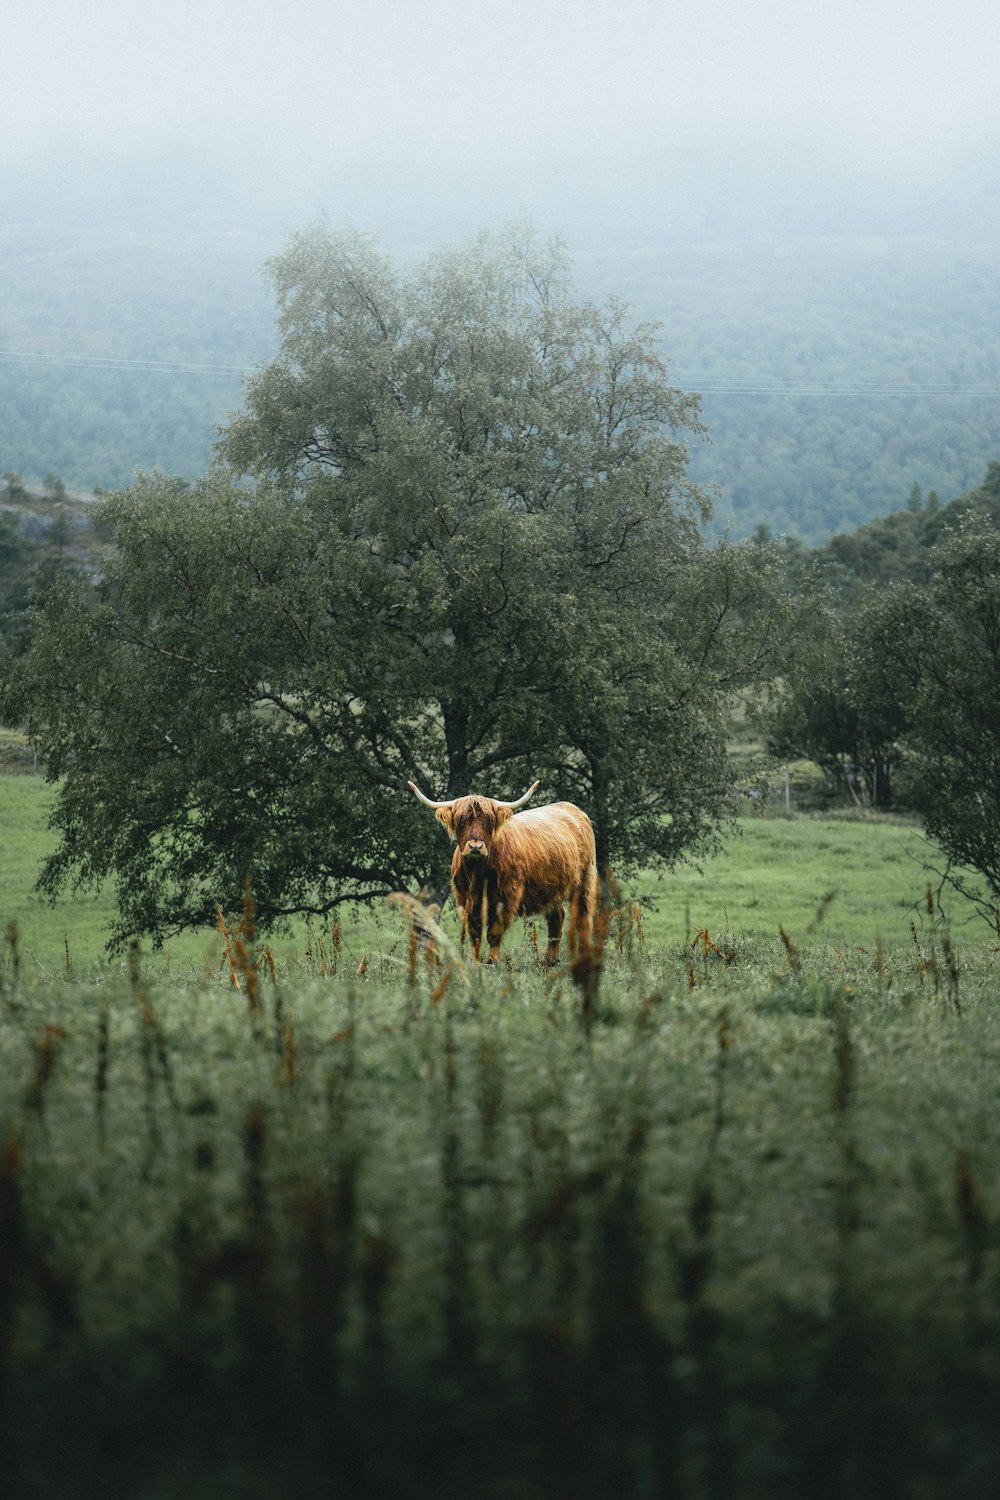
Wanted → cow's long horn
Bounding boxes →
[495,781,540,810]
[407,780,453,810]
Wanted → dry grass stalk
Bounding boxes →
[235,877,262,1020]
[431,965,453,1007]
[910,920,927,983]
[215,904,242,991]
[24,1025,64,1119]
[941,931,962,1016]
[806,889,838,934]
[690,928,731,986]
[235,935,261,1019]
[386,891,457,986]
[128,940,177,1114]
[779,924,802,974]
[215,882,265,1016]
[1,1132,78,1364]
[360,1224,395,1378]
[281,1020,296,1087]
[4,920,21,1007]
[612,898,647,957]
[954,1148,988,1353]
[956,1149,986,1291]
[407,919,419,987]
[570,870,613,1034]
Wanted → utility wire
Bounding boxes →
[0,349,252,375]
[689,383,1000,397]
[1,348,998,397]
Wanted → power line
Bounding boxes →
[686,382,1000,397]
[1,348,998,398]
[0,349,252,376]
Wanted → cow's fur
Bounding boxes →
[429,794,598,965]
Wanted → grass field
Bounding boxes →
[0,774,984,973]
[2,774,999,1498]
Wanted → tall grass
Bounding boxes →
[2,900,999,1498]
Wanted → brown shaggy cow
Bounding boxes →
[408,780,598,966]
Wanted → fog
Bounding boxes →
[3,1,999,535]
[12,0,998,144]
[5,0,999,248]
[4,118,998,261]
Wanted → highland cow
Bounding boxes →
[408,780,598,966]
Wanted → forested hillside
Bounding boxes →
[3,223,998,542]
[0,227,274,490]
[778,460,1000,601]
[607,235,1000,538]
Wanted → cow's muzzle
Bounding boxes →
[462,839,488,860]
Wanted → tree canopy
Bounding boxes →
[849,514,1000,915]
[766,593,904,810]
[1,226,789,946]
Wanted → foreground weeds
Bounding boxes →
[1,919,1000,1499]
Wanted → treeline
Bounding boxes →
[765,463,1000,898]
[561,233,1000,539]
[0,224,272,492]
[5,449,1000,861]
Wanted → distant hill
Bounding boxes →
[2,224,999,544]
[600,236,1000,541]
[774,461,1000,606]
[0,477,106,640]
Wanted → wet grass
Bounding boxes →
[1,892,999,1498]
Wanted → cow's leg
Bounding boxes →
[485,875,523,964]
[464,885,486,961]
[543,905,565,967]
[465,910,484,961]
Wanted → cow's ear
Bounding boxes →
[435,806,456,837]
[494,805,513,827]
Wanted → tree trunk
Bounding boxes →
[442,698,471,799]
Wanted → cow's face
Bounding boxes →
[437,797,512,862]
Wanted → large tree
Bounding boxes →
[1,226,786,945]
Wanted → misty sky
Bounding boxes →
[8,0,998,155]
[3,1,999,527]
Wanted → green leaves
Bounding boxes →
[849,514,1000,908]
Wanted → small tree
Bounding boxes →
[851,514,1000,912]
[2,472,27,504]
[767,591,904,809]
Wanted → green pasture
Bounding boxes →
[0,774,986,978]
[3,772,1000,1496]
[2,924,999,1496]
